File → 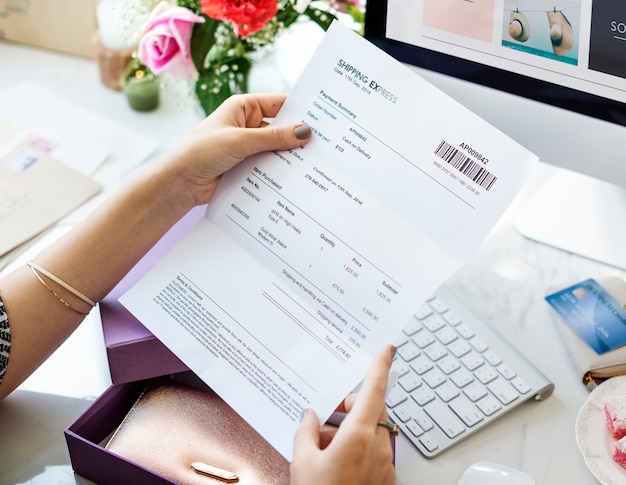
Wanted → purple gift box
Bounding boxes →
[64,374,395,485]
[99,206,206,384]
[64,374,193,485]
[68,205,396,484]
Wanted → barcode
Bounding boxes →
[435,141,497,191]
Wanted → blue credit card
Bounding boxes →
[545,278,626,355]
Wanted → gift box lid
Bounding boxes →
[65,378,178,485]
[100,206,206,384]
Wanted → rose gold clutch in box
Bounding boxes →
[105,377,289,484]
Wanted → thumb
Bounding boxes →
[292,408,321,461]
[243,123,312,156]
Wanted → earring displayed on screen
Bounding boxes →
[508,9,530,42]
[547,8,573,56]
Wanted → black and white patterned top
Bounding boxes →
[0,296,10,385]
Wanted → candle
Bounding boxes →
[123,69,160,112]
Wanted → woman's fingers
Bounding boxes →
[292,408,321,463]
[343,344,395,425]
[209,93,313,158]
[290,346,397,485]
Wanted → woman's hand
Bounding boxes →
[291,344,397,485]
[154,92,312,208]
[0,93,311,400]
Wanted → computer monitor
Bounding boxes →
[364,1,626,270]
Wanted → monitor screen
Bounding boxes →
[365,1,626,125]
[364,1,626,270]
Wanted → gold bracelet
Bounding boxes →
[27,262,95,315]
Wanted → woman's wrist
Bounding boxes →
[141,161,201,217]
[149,143,224,209]
[33,161,200,302]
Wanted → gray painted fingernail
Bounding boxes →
[295,124,311,139]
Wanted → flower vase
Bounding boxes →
[94,32,135,91]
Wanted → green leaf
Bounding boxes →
[176,0,200,11]
[275,5,300,29]
[195,76,232,117]
[190,15,221,74]
[194,56,252,116]
[303,6,337,31]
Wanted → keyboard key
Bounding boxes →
[449,395,484,427]
[428,297,448,314]
[412,330,435,348]
[410,355,434,375]
[450,369,474,388]
[419,434,439,452]
[423,368,446,389]
[412,386,436,406]
[435,326,458,345]
[397,341,420,362]
[435,382,460,402]
[456,323,475,339]
[497,363,517,380]
[443,311,462,326]
[469,336,488,352]
[483,349,502,366]
[424,342,447,361]
[437,355,461,375]
[461,351,484,371]
[398,373,422,393]
[386,387,408,408]
[476,395,502,416]
[463,382,488,402]
[407,420,425,437]
[414,303,433,320]
[422,314,446,332]
[511,376,532,394]
[448,339,472,358]
[424,401,466,438]
[392,401,415,423]
[474,365,499,384]
[413,409,434,431]
[488,378,519,405]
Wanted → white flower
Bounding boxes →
[294,0,312,14]
[101,0,168,45]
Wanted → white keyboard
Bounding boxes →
[386,286,554,458]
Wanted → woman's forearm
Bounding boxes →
[37,160,196,301]
[0,160,197,398]
[0,92,311,400]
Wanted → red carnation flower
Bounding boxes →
[200,0,279,37]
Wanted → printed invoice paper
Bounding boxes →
[120,21,537,460]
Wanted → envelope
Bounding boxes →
[0,142,101,257]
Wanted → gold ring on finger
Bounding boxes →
[377,419,400,436]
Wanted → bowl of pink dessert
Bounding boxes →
[577,375,626,485]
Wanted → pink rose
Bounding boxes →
[138,3,205,79]
[200,0,278,37]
